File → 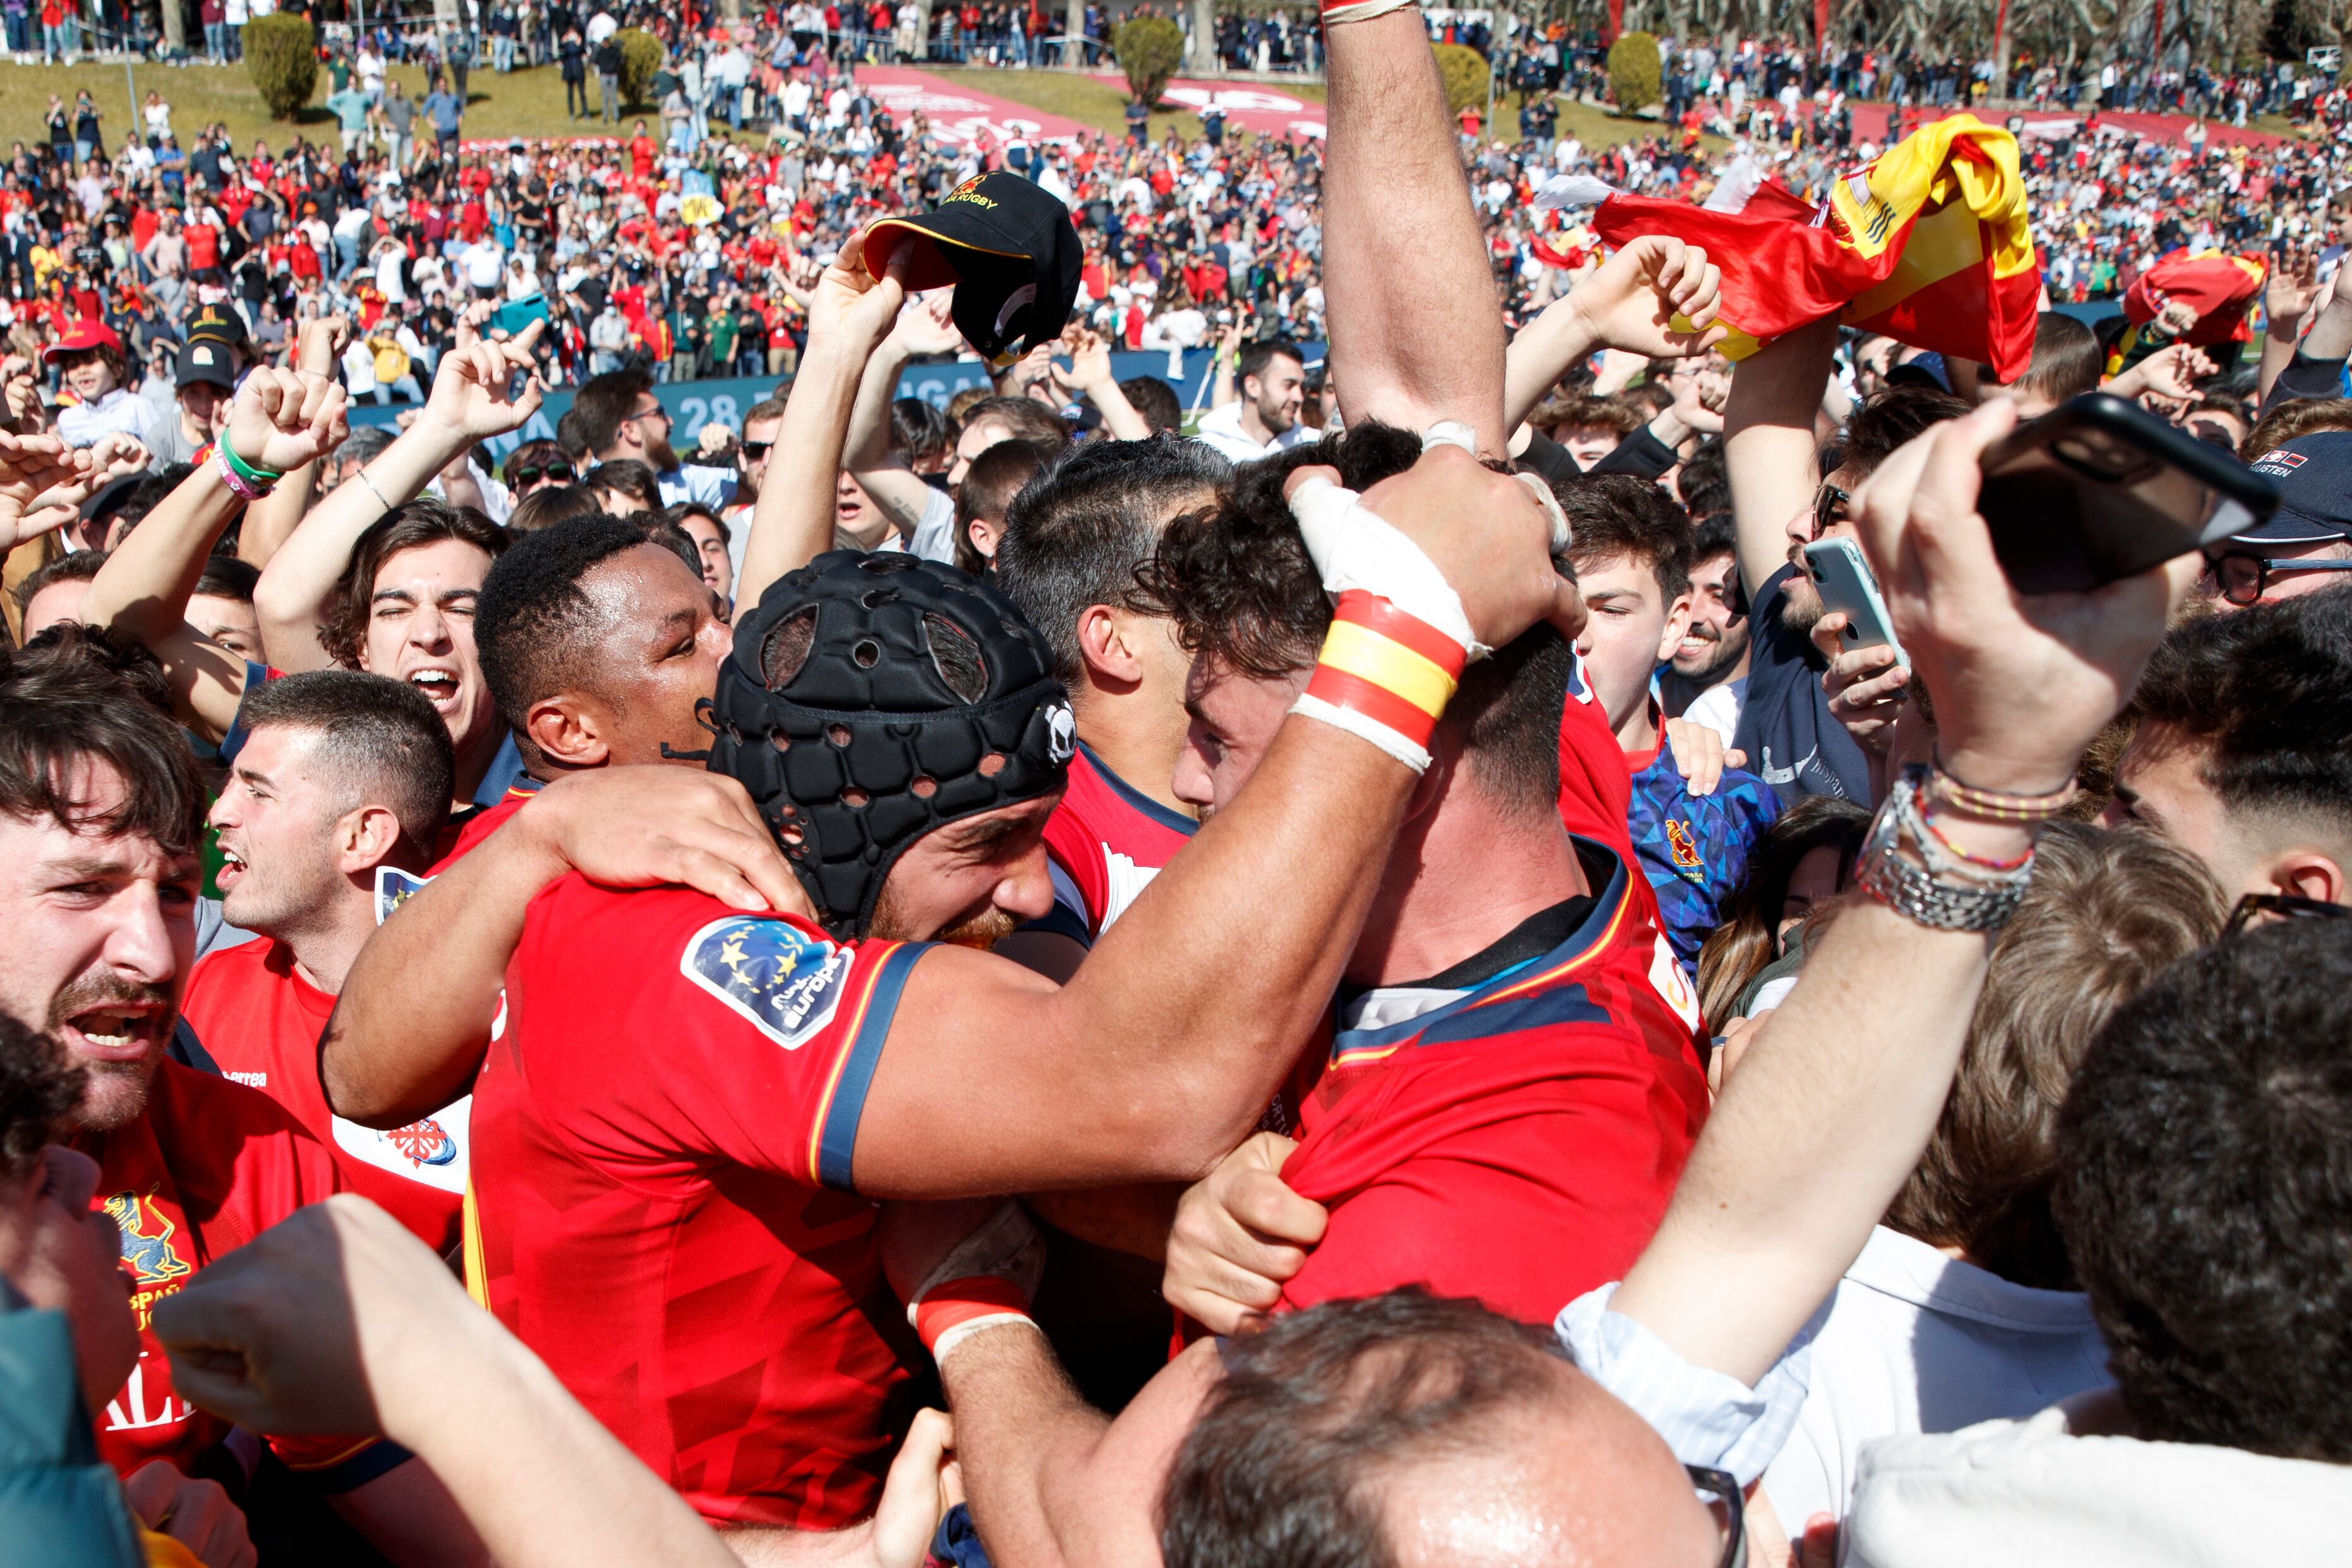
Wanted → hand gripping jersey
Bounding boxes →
[181,939,467,1255]
[1034,740,1197,944]
[78,1061,394,1489]
[1624,739,1784,979]
[1273,840,1710,1327]
[469,874,931,1529]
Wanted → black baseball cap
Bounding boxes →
[2241,432,2352,544]
[175,339,236,391]
[186,300,249,350]
[862,173,1080,364]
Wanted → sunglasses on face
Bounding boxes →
[740,440,773,461]
[510,463,575,485]
[1812,482,1851,540]
[2205,549,2352,607]
[2223,891,2352,939]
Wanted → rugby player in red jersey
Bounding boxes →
[180,670,469,1256]
[0,634,486,1565]
[991,437,1229,969]
[319,430,1571,1549]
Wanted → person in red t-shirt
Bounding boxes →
[629,120,657,178]
[0,640,487,1560]
[180,670,469,1257]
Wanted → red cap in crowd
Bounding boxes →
[42,321,124,364]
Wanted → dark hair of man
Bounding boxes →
[1160,1288,1573,1568]
[2018,311,2102,407]
[997,436,1230,683]
[1119,374,1183,435]
[0,1015,83,1187]
[0,627,205,860]
[1694,794,1873,1027]
[1537,392,1645,439]
[1690,510,1739,572]
[320,499,509,669]
[236,669,456,852]
[1677,438,1731,522]
[582,458,663,514]
[1138,421,1566,820]
[1559,472,1694,604]
[476,514,665,768]
[194,553,258,604]
[1886,824,2222,1289]
[952,439,1052,577]
[569,365,653,459]
[959,395,1070,451]
[507,483,601,534]
[891,395,951,469]
[1236,337,1303,390]
[2055,916,2352,1461]
[618,510,706,582]
[740,395,788,430]
[553,404,595,463]
[1833,383,1972,479]
[2130,588,2352,840]
[668,500,730,548]
[337,424,399,471]
[11,548,106,615]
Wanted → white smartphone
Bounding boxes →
[1800,537,1907,666]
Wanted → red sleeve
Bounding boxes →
[517,880,929,1193]
[1039,800,1107,938]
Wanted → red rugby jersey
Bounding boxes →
[78,1061,378,1481]
[471,875,929,1529]
[1037,741,1196,943]
[183,939,467,1256]
[1273,840,1710,1327]
[1556,650,1639,867]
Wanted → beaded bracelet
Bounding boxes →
[213,443,274,502]
[1928,758,2080,823]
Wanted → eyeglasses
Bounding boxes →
[740,440,773,461]
[624,402,670,426]
[1687,1464,1745,1568]
[509,463,574,486]
[2223,891,2352,939]
[1812,482,1850,540]
[2204,549,2352,607]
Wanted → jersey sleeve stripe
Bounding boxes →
[809,943,928,1192]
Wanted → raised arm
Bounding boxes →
[78,371,349,740]
[1606,399,2199,1387]
[739,239,912,610]
[1056,325,1151,440]
[1500,238,1725,433]
[239,316,352,570]
[1722,317,1836,600]
[251,322,543,671]
[1320,9,1505,448]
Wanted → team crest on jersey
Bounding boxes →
[106,1192,193,1288]
[680,917,852,1051]
[1665,819,1703,870]
[386,1118,459,1167]
[375,866,431,926]
[1046,701,1077,765]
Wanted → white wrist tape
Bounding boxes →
[1320,0,1420,23]
[1284,474,1486,659]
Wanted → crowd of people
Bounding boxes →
[4,6,2352,1568]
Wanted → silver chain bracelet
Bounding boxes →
[1854,766,2035,933]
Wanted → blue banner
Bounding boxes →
[342,342,1330,459]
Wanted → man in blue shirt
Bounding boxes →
[421,78,464,160]
[1562,473,1780,974]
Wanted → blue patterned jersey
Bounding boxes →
[1625,747,1782,974]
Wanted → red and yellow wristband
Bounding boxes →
[1294,589,1468,773]
[912,1275,1038,1364]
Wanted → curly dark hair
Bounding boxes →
[0,1013,83,1186]
[2055,916,2352,1461]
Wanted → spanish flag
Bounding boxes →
[1589,114,2041,382]
[2122,248,2267,347]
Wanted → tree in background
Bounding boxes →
[1433,42,1492,116]
[246,13,318,122]
[1116,15,1185,113]
[617,28,665,110]
[1608,30,1662,114]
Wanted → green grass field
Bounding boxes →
[0,56,1722,159]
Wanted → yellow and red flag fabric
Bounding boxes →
[2122,248,2267,346]
[1589,114,2041,382]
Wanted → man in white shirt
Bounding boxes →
[461,234,505,298]
[1192,338,1312,461]
[584,6,617,44]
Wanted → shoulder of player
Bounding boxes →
[143,1058,339,1214]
